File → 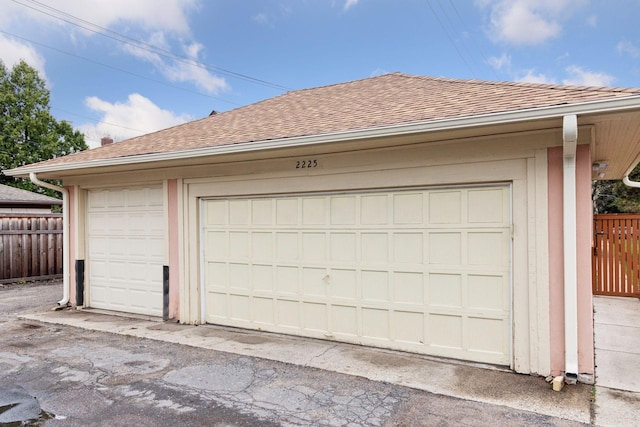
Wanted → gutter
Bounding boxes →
[28,173,70,307]
[562,115,579,384]
[5,95,640,178]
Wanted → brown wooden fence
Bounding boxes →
[593,214,640,297]
[0,213,63,283]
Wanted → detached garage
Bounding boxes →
[8,73,640,382]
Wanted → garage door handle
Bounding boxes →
[323,274,331,285]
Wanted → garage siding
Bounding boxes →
[202,186,511,365]
[86,186,165,316]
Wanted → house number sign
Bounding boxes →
[295,159,318,169]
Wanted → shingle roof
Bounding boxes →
[0,184,61,204]
[28,73,640,168]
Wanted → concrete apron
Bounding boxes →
[21,309,592,424]
[593,296,640,427]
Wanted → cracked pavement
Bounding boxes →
[0,281,588,426]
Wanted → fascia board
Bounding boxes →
[6,95,640,177]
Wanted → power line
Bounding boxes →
[0,30,243,107]
[424,0,476,78]
[12,0,292,92]
[445,0,500,80]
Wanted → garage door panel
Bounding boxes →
[468,275,508,311]
[361,233,388,263]
[302,267,327,297]
[394,311,424,344]
[203,186,511,365]
[468,232,509,266]
[393,233,423,264]
[302,233,326,261]
[429,192,462,224]
[332,305,358,336]
[252,233,273,259]
[330,233,356,262]
[362,270,389,302]
[252,264,274,292]
[361,308,390,341]
[229,200,249,225]
[429,273,462,307]
[254,297,274,324]
[277,300,300,328]
[361,194,388,225]
[302,198,325,225]
[276,233,298,259]
[303,302,328,332]
[429,233,462,265]
[276,198,297,225]
[276,266,298,294]
[329,269,357,300]
[87,186,164,317]
[394,272,424,304]
[330,196,356,225]
[394,193,423,224]
[467,188,509,224]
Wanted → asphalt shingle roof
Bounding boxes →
[29,73,640,168]
[0,184,61,204]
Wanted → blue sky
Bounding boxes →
[1,0,639,148]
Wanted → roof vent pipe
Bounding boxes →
[29,173,69,306]
[562,114,579,384]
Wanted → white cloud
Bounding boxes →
[481,0,585,46]
[562,65,614,87]
[617,41,640,58]
[515,69,556,84]
[252,13,270,26]
[124,35,228,95]
[0,34,48,81]
[487,53,511,71]
[344,0,359,11]
[0,0,224,94]
[4,0,199,35]
[79,94,192,148]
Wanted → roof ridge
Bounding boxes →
[388,73,640,94]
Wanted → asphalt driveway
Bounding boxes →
[0,281,589,426]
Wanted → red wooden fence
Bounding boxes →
[593,214,640,297]
[0,213,63,283]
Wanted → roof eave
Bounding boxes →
[6,95,640,178]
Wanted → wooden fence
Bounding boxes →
[0,213,63,283]
[593,214,640,297]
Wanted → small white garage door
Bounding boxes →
[202,186,511,364]
[87,186,165,316]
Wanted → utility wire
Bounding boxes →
[424,0,476,78]
[445,0,501,80]
[0,30,243,107]
[12,0,292,91]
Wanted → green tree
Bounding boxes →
[593,164,640,213]
[0,60,87,198]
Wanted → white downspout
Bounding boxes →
[622,153,640,188]
[562,115,579,382]
[29,172,70,306]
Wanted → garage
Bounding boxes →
[202,185,511,365]
[86,185,165,316]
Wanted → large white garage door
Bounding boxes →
[87,186,164,316]
[202,186,511,364]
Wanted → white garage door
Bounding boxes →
[87,186,165,316]
[202,186,511,364]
